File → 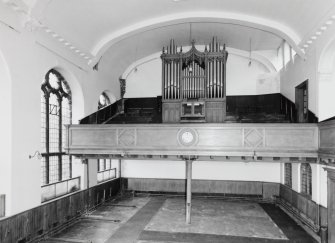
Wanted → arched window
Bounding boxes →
[301,163,312,196]
[41,70,72,185]
[284,163,292,188]
[98,92,111,109]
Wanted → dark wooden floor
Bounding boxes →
[38,196,318,243]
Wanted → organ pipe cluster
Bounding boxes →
[161,37,228,100]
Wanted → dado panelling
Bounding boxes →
[66,124,318,157]
[319,119,335,159]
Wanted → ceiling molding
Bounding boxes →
[92,11,303,66]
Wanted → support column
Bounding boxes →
[324,167,335,242]
[186,159,193,224]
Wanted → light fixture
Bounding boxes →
[307,40,313,44]
[311,36,317,40]
[315,31,322,36]
[29,151,42,160]
[303,44,309,48]
[321,25,327,30]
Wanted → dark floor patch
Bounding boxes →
[139,230,288,243]
[105,197,166,243]
[260,203,318,243]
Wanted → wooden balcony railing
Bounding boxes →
[319,119,335,159]
[65,123,319,159]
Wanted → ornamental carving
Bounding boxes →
[118,129,135,146]
[244,128,264,148]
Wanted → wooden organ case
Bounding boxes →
[161,38,228,123]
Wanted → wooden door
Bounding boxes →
[295,80,308,123]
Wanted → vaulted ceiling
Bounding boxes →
[3,0,335,68]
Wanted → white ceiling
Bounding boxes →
[5,0,335,70]
[30,0,335,55]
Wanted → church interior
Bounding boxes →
[1,0,335,242]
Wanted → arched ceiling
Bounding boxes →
[6,0,335,67]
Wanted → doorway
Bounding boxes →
[295,80,308,123]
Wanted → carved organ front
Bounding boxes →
[161,37,228,123]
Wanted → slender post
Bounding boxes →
[186,159,193,224]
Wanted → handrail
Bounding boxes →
[79,99,124,124]
[79,96,162,125]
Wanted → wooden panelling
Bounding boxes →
[278,184,322,232]
[206,101,226,123]
[227,93,281,114]
[262,182,280,200]
[125,178,279,200]
[162,102,180,123]
[0,179,120,243]
[66,123,318,158]
[0,195,5,218]
[319,119,335,159]
[320,205,328,227]
[325,168,335,242]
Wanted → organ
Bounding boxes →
[161,37,228,123]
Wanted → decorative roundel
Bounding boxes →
[177,128,198,146]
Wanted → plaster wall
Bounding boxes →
[125,53,277,98]
[0,5,118,215]
[0,45,12,217]
[122,160,281,183]
[280,23,335,121]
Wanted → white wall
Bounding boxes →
[0,5,119,216]
[125,53,277,98]
[318,55,335,121]
[280,23,335,120]
[0,45,12,217]
[122,160,281,183]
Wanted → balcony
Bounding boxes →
[65,123,319,161]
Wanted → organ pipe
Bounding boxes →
[161,37,227,100]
